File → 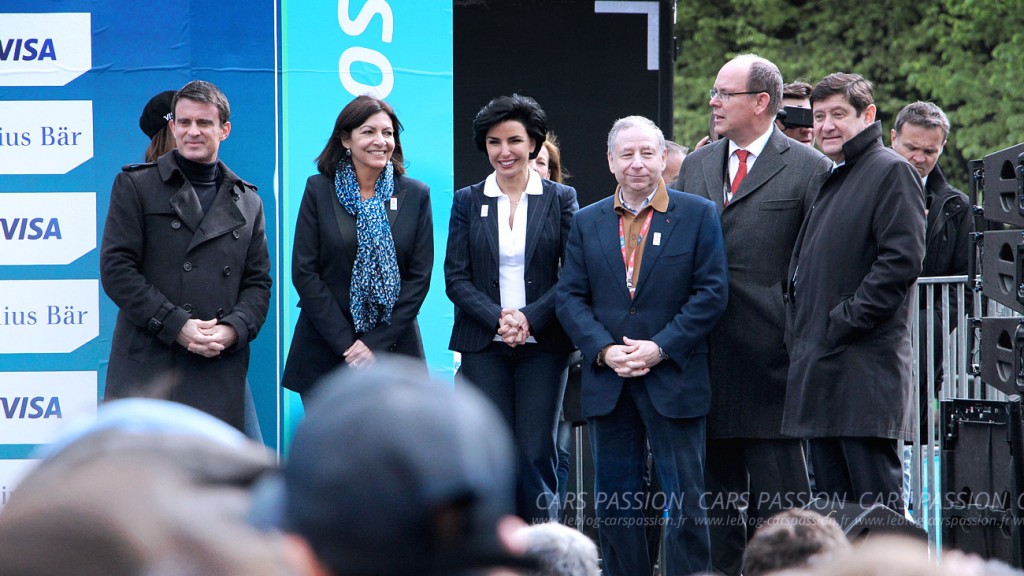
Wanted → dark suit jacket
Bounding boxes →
[675,127,832,438]
[555,190,728,419]
[445,178,577,353]
[281,173,433,394]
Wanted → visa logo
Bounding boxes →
[0,38,57,61]
[1,218,61,240]
[1,396,62,419]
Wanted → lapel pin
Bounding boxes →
[653,232,662,246]
[481,205,489,218]
[390,197,398,211]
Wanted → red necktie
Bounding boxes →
[731,149,750,194]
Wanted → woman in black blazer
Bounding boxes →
[444,94,577,522]
[283,96,433,401]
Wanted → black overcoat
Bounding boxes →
[100,152,272,429]
[783,122,925,440]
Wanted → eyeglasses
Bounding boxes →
[709,88,762,102]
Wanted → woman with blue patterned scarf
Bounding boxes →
[444,94,578,523]
[283,96,433,401]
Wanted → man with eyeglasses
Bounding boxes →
[673,54,831,576]
[784,73,925,516]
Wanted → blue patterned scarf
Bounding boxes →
[334,160,400,333]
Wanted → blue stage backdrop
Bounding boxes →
[279,1,454,449]
[0,1,452,492]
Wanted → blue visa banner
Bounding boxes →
[0,1,279,483]
[0,0,454,488]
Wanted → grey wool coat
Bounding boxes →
[675,126,832,438]
[100,152,272,430]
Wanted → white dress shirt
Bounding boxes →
[484,170,543,343]
[725,126,773,204]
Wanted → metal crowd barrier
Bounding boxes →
[906,275,1003,550]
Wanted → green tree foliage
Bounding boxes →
[673,0,1024,189]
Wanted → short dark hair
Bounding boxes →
[173,80,230,125]
[315,95,406,177]
[783,81,814,101]
[741,509,851,576]
[811,73,875,116]
[744,55,783,116]
[894,101,950,139]
[472,94,547,158]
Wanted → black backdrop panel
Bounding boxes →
[454,0,675,208]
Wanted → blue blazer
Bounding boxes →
[555,189,728,419]
[445,178,578,353]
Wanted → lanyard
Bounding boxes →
[619,209,654,298]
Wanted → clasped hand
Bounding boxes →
[343,339,376,369]
[497,309,531,347]
[604,337,664,378]
[176,318,238,358]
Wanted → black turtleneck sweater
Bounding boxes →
[174,150,222,215]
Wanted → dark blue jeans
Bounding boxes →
[460,341,569,523]
[589,379,711,576]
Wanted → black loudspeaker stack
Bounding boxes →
[964,142,1024,567]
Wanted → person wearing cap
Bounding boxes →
[557,115,728,576]
[139,89,177,162]
[101,80,271,431]
[273,357,535,576]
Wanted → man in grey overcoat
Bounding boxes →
[785,73,925,513]
[100,80,271,430]
[675,54,832,575]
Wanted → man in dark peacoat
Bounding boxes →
[101,81,271,431]
[557,116,727,576]
[675,54,832,576]
[784,74,925,512]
